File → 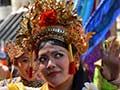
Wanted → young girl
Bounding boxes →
[1,0,98,89]
[0,41,43,89]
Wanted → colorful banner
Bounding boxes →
[82,0,120,60]
[74,0,94,25]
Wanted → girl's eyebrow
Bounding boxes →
[22,56,29,59]
[19,56,29,60]
[39,49,66,55]
[51,50,65,54]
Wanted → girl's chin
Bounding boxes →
[26,79,35,81]
[47,78,64,86]
[48,81,64,88]
[23,76,35,81]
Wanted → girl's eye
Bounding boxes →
[39,55,49,63]
[19,56,30,63]
[54,53,64,59]
[22,59,29,63]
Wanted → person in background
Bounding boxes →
[94,36,120,90]
[0,50,10,80]
[0,41,44,88]
[0,50,19,81]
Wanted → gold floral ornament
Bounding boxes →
[16,0,93,55]
[5,41,24,63]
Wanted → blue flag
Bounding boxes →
[74,0,94,25]
[82,0,120,60]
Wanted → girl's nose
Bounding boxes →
[32,62,38,71]
[47,59,56,69]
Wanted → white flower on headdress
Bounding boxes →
[82,82,98,90]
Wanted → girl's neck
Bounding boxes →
[48,76,73,90]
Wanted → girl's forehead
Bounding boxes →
[38,44,68,55]
[16,53,29,60]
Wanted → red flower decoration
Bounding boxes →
[69,61,77,74]
[38,10,57,26]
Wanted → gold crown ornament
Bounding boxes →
[16,0,93,55]
[5,41,24,62]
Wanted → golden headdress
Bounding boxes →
[16,0,93,55]
[5,41,25,63]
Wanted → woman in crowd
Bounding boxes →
[35,38,97,90]
[18,0,97,90]
[1,0,98,89]
[0,50,19,81]
[94,36,120,90]
[0,41,44,89]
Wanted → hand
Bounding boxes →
[101,52,120,81]
[0,63,10,79]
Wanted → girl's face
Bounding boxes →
[37,43,73,87]
[16,51,40,81]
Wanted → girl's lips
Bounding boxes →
[26,70,37,75]
[47,71,60,77]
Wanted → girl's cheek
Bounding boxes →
[39,64,45,71]
[18,62,22,67]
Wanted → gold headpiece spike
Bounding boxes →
[68,44,74,62]
[68,43,77,74]
[28,51,33,78]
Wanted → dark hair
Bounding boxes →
[72,63,89,90]
[37,39,77,55]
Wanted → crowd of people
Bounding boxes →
[0,0,120,90]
